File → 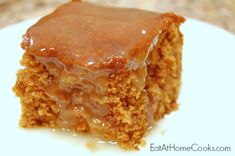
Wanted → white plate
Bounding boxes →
[0,18,234,156]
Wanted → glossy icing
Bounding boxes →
[21,1,184,70]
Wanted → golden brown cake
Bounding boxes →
[13,0,184,150]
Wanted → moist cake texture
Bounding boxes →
[13,0,185,149]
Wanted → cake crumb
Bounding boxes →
[139,140,146,147]
[86,141,98,152]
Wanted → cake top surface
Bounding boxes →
[22,0,184,70]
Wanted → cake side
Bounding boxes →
[13,53,59,127]
[146,23,183,120]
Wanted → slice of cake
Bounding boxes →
[13,0,185,149]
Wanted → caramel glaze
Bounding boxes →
[21,0,184,71]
